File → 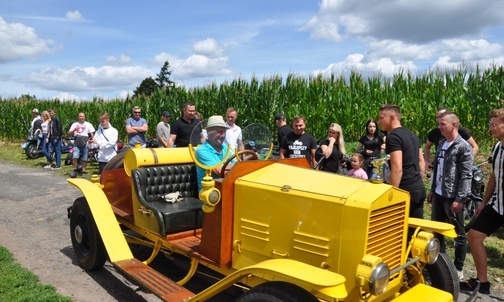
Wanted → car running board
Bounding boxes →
[114,258,194,301]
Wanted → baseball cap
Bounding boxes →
[32,108,39,113]
[274,113,284,120]
[162,110,171,117]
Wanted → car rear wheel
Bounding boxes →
[236,281,318,302]
[69,197,107,270]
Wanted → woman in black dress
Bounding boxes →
[318,123,347,174]
[357,119,386,178]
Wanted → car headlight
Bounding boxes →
[355,255,390,296]
[411,231,440,264]
[473,169,484,182]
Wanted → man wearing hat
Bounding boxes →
[195,115,236,190]
[156,110,171,148]
[30,108,42,137]
[274,113,292,146]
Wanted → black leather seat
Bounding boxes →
[131,164,203,235]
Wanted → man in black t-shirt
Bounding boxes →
[168,102,201,147]
[279,115,317,166]
[378,104,426,220]
[274,113,292,145]
[424,108,478,171]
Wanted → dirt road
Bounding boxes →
[0,161,159,302]
[0,161,501,301]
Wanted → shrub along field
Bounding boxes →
[1,65,503,146]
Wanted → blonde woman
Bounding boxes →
[41,111,53,168]
[319,123,347,173]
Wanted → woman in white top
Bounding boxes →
[41,111,53,168]
[88,112,118,174]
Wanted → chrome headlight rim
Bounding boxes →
[473,169,484,182]
[425,237,440,264]
[369,262,390,296]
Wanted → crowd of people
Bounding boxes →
[275,104,502,296]
[28,102,503,295]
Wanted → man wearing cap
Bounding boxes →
[195,115,236,190]
[30,109,42,137]
[275,113,292,146]
[156,110,171,148]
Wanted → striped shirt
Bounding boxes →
[490,142,504,215]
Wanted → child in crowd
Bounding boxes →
[347,153,368,180]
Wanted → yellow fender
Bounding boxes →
[408,217,457,238]
[68,178,133,263]
[189,259,347,301]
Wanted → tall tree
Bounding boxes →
[133,77,158,98]
[155,61,174,89]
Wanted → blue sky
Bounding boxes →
[1,0,503,101]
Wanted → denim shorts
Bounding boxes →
[73,145,88,161]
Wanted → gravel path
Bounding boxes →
[0,161,159,302]
[0,161,501,301]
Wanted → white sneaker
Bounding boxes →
[457,269,464,281]
[43,164,52,169]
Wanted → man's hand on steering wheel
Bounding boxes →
[220,150,259,178]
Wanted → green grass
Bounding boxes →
[0,141,101,179]
[0,246,71,302]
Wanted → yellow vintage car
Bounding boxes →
[67,124,459,301]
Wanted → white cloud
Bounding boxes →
[53,92,82,101]
[65,11,85,22]
[0,17,56,63]
[22,65,152,92]
[304,0,504,43]
[106,54,132,65]
[314,53,417,79]
[154,38,232,79]
[316,37,504,80]
[193,38,226,58]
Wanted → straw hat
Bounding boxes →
[206,115,228,129]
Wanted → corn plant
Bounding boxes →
[1,65,503,147]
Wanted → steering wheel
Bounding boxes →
[220,150,259,178]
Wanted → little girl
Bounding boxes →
[347,153,368,180]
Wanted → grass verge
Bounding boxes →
[0,246,71,302]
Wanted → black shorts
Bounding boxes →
[471,205,504,236]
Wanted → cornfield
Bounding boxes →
[1,64,503,145]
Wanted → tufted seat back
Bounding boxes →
[132,164,203,235]
[141,165,198,202]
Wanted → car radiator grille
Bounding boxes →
[366,202,406,272]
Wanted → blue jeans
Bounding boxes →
[41,133,52,162]
[50,137,62,167]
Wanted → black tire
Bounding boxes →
[102,151,125,171]
[65,153,73,166]
[236,281,318,302]
[69,197,107,270]
[424,252,459,301]
[25,144,39,159]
